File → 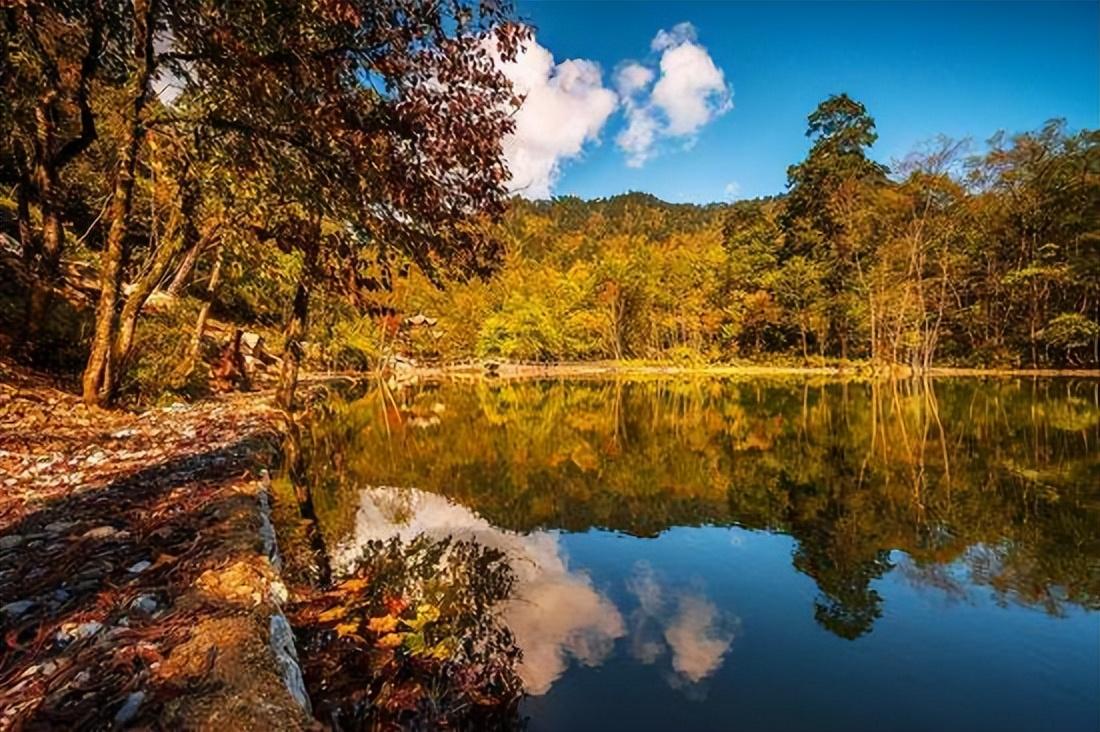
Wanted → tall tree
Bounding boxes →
[77,0,528,406]
[0,0,111,334]
[782,94,888,360]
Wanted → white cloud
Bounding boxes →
[494,36,618,199]
[615,63,659,168]
[617,107,661,168]
[615,62,655,96]
[723,181,742,200]
[663,594,733,684]
[651,21,698,52]
[651,39,732,136]
[615,22,732,166]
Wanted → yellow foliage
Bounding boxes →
[367,614,400,633]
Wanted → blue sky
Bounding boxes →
[500,1,1099,203]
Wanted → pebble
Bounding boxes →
[127,560,152,574]
[1,600,34,618]
[0,534,24,550]
[82,526,126,540]
[45,521,77,534]
[130,594,158,615]
[56,620,103,643]
[113,691,145,726]
[19,661,58,679]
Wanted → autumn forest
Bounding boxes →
[2,4,1099,414]
[1,1,1098,730]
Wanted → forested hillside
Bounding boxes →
[397,103,1100,369]
[2,1,1097,414]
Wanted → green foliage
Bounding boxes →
[3,68,1098,383]
[1040,313,1100,363]
[118,302,209,406]
[382,106,1097,370]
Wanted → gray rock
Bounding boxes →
[56,620,102,643]
[1,599,34,618]
[113,691,145,726]
[127,560,152,574]
[270,614,312,714]
[0,534,25,550]
[129,594,158,615]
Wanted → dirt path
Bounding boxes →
[0,361,313,729]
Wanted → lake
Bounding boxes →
[297,377,1100,731]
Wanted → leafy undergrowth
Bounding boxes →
[289,535,525,731]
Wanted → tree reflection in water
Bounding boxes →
[297,376,1100,653]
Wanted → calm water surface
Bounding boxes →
[303,377,1100,731]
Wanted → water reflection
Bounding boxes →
[627,562,736,690]
[332,485,626,694]
[296,376,1100,728]
[305,377,1100,638]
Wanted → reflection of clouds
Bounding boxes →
[664,595,733,683]
[334,486,624,695]
[627,564,667,664]
[626,562,735,690]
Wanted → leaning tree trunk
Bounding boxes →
[172,244,223,385]
[163,177,205,297]
[107,231,190,395]
[165,238,202,296]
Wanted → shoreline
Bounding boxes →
[402,360,1100,380]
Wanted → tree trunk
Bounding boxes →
[163,176,207,296]
[108,231,189,391]
[185,246,223,365]
[82,135,140,405]
[277,272,312,410]
[15,173,36,264]
[165,238,202,296]
[81,0,159,406]
[22,158,67,342]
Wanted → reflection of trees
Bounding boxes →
[782,474,894,640]
[332,486,626,695]
[299,377,1100,638]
